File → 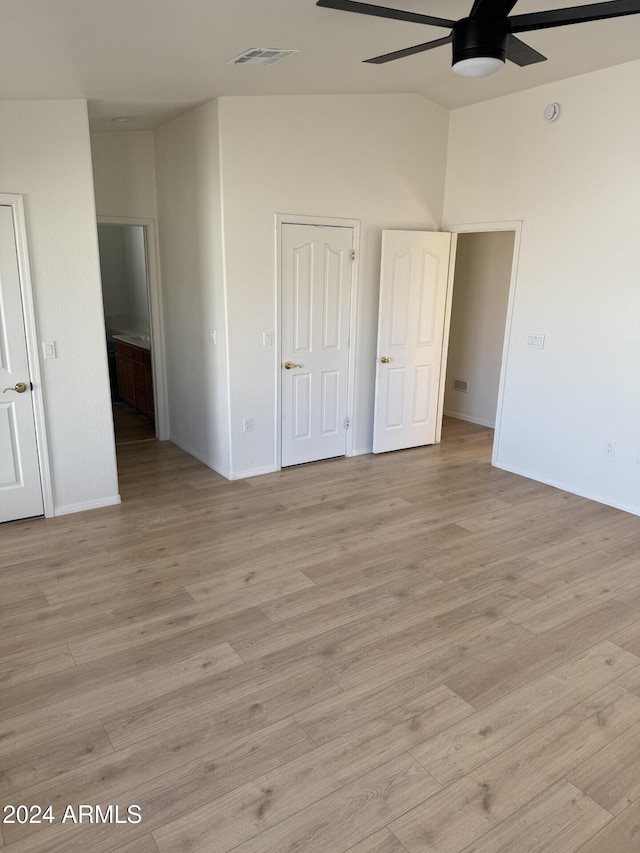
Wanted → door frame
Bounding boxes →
[275,214,360,470]
[97,216,169,441]
[445,219,523,466]
[436,231,458,445]
[1,193,54,517]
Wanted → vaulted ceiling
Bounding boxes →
[2,0,639,130]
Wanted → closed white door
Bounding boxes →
[281,223,353,467]
[0,205,43,522]
[373,229,453,454]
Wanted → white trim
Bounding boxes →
[170,435,229,479]
[54,495,121,517]
[443,410,495,429]
[217,128,234,482]
[444,219,522,467]
[1,194,54,517]
[170,434,234,480]
[346,223,361,459]
[97,216,169,441]
[493,460,640,519]
[275,214,361,470]
[447,220,523,234]
[350,445,371,457]
[229,465,278,480]
[435,232,458,444]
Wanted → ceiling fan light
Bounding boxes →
[452,56,505,77]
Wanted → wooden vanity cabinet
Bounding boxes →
[115,340,154,418]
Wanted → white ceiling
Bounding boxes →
[2,0,639,131]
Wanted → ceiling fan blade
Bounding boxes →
[510,0,640,33]
[364,35,453,63]
[469,0,519,17]
[316,0,454,29]
[506,34,547,64]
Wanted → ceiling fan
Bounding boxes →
[316,0,640,77]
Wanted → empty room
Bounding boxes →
[1,1,640,851]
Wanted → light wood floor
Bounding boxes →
[2,417,640,852]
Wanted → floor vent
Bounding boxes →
[228,49,300,66]
[453,378,469,392]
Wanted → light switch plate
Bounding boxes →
[43,341,57,359]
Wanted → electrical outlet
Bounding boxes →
[605,440,616,457]
[208,330,217,344]
[243,417,253,433]
[527,333,545,349]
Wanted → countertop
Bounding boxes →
[113,333,151,351]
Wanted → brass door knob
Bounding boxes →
[3,382,28,393]
[380,356,391,364]
[284,361,303,370]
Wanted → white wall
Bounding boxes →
[154,101,231,477]
[97,223,129,320]
[217,94,450,477]
[444,230,514,428]
[91,131,158,220]
[98,224,150,335]
[123,225,149,331]
[0,100,119,514]
[444,60,640,515]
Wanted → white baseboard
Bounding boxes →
[229,465,278,480]
[170,435,230,480]
[444,410,495,429]
[54,495,121,517]
[349,446,372,457]
[170,435,279,481]
[492,460,640,518]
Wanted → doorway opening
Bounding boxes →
[97,221,158,446]
[442,223,521,464]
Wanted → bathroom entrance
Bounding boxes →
[97,222,156,445]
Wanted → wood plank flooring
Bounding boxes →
[1,417,640,852]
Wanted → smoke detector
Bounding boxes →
[228,49,300,66]
[544,102,561,122]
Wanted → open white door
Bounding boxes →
[0,205,44,522]
[373,229,453,454]
[281,223,353,467]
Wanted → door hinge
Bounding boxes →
[351,250,356,261]
[344,416,351,430]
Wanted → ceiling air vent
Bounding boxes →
[228,49,300,66]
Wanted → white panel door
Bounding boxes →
[373,230,452,454]
[0,205,43,522]
[281,223,353,467]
